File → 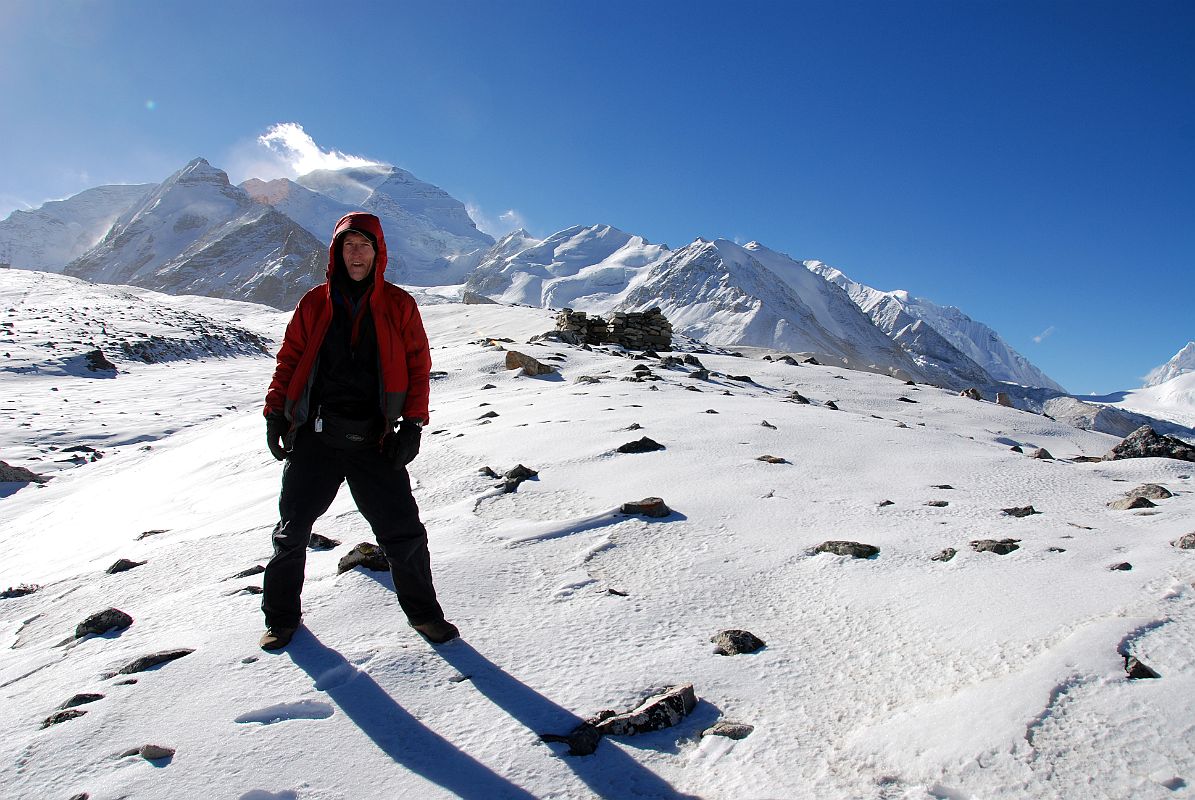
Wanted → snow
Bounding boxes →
[1094,372,1195,431]
[1145,343,1195,389]
[2,273,1194,799]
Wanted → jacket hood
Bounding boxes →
[328,212,388,285]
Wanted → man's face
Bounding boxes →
[341,231,376,282]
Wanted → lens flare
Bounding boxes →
[145,100,156,111]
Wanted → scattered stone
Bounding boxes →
[704,409,719,414]
[228,565,265,580]
[1125,656,1160,680]
[138,744,176,760]
[592,684,698,737]
[683,355,705,368]
[462,290,499,305]
[620,498,671,518]
[931,548,957,562]
[924,500,949,507]
[504,350,557,376]
[761,420,776,429]
[0,460,49,483]
[481,383,496,390]
[684,385,702,392]
[1010,445,1023,453]
[970,539,1020,555]
[1071,455,1103,463]
[1126,484,1173,500]
[702,721,754,740]
[114,649,195,675]
[688,368,710,380]
[1002,506,1040,517]
[1029,448,1053,460]
[500,464,539,492]
[309,533,340,550]
[756,455,788,464]
[480,466,501,479]
[823,401,839,411]
[787,391,810,404]
[726,374,753,383]
[878,500,894,507]
[42,709,87,728]
[1108,496,1156,511]
[1109,562,1133,571]
[960,388,983,401]
[778,355,800,366]
[76,608,133,639]
[60,693,104,710]
[814,541,879,559]
[1104,425,1195,462]
[235,586,264,595]
[710,629,766,655]
[1171,532,1195,550]
[135,529,169,540]
[897,397,918,404]
[930,484,954,490]
[1047,547,1067,553]
[337,543,390,573]
[803,357,820,365]
[617,437,665,454]
[1,583,39,599]
[67,794,89,800]
[478,410,500,419]
[575,375,602,384]
[106,559,145,575]
[540,722,603,756]
[996,392,1013,407]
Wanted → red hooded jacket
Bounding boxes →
[264,212,431,433]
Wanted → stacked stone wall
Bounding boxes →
[555,307,672,351]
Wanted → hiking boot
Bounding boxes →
[259,626,297,650]
[410,619,460,644]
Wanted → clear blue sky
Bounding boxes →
[2,0,1191,394]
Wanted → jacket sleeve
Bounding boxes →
[400,300,432,422]
[264,302,310,418]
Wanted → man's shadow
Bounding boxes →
[286,630,699,799]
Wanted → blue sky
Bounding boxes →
[1,0,1191,394]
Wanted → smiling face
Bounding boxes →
[341,231,376,282]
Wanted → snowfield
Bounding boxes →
[1,273,1193,800]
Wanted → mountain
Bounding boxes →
[1144,342,1195,388]
[64,159,325,309]
[809,263,1065,392]
[0,184,152,271]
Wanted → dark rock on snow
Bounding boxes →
[505,350,557,376]
[119,743,176,760]
[814,541,880,559]
[60,693,104,709]
[756,455,788,464]
[84,349,117,372]
[617,437,665,454]
[228,565,265,580]
[1126,483,1173,500]
[1030,448,1053,460]
[931,548,958,562]
[1,460,51,483]
[76,608,133,639]
[970,539,1020,555]
[337,543,390,573]
[2,583,40,599]
[308,533,341,550]
[924,500,949,507]
[1109,562,1133,571]
[1104,425,1195,462]
[500,464,539,492]
[710,629,766,656]
[1125,656,1160,680]
[1002,505,1040,517]
[1108,496,1156,511]
[114,649,195,675]
[42,708,87,728]
[1172,532,1195,550]
[702,721,755,740]
[106,558,146,575]
[620,497,671,518]
[591,684,698,737]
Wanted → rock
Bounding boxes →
[1126,483,1173,500]
[704,408,719,414]
[1010,445,1023,453]
[688,368,710,380]
[702,721,754,740]
[2,459,52,485]
[803,357,820,365]
[726,374,754,383]
[462,290,499,305]
[115,649,194,675]
[540,722,603,756]
[1,583,39,599]
[878,499,894,507]
[138,744,176,760]
[996,392,1013,407]
[620,497,671,518]
[931,548,957,562]
[1002,505,1040,517]
[617,437,665,454]
[1125,657,1160,680]
[683,355,705,368]
[60,693,104,709]
[1172,532,1195,550]
[1104,425,1195,462]
[1029,448,1053,460]
[787,391,810,404]
[756,455,788,464]
[308,533,340,550]
[710,629,766,655]
[136,529,169,540]
[931,484,954,490]
[478,410,499,419]
[823,401,839,411]
[228,565,265,580]
[924,499,949,507]
[592,684,698,737]
[501,464,539,493]
[480,466,501,479]
[337,543,390,573]
[575,375,602,384]
[1108,496,1156,511]
[84,349,117,372]
[42,709,87,728]
[76,608,133,639]
[67,794,89,800]
[970,539,1020,555]
[814,541,879,559]
[1047,547,1067,553]
[504,350,556,376]
[760,420,776,429]
[897,396,918,403]
[106,559,145,575]
[960,388,983,401]
[1109,562,1133,571]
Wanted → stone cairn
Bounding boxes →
[555,307,672,351]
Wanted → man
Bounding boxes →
[259,211,458,650]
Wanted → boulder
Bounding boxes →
[970,539,1020,555]
[1,584,39,599]
[76,608,133,639]
[84,349,117,372]
[591,684,698,737]
[228,565,265,580]
[309,533,341,550]
[1002,506,1040,517]
[710,629,766,656]
[924,500,949,507]
[42,709,87,728]
[1172,532,1195,550]
[0,461,49,483]
[106,559,145,575]
[60,693,104,709]
[1104,425,1195,462]
[1125,657,1160,680]
[500,464,538,493]
[114,649,194,675]
[1029,448,1053,460]
[787,391,810,404]
[756,455,788,464]
[931,548,958,562]
[1126,484,1172,500]
[337,543,390,573]
[1107,496,1156,511]
[996,392,1013,407]
[504,351,556,376]
[620,497,671,518]
[814,541,879,559]
[823,401,839,411]
[960,388,983,401]
[617,437,665,454]
[702,721,754,740]
[462,291,499,305]
[1109,562,1133,571]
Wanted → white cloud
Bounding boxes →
[467,202,527,237]
[1032,326,1056,344]
[259,123,381,175]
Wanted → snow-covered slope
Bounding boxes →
[1145,342,1195,388]
[2,282,1194,800]
[1093,372,1195,431]
[810,263,1064,392]
[620,239,924,377]
[0,184,153,271]
[295,165,495,284]
[64,159,325,309]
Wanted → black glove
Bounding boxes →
[266,412,289,461]
[383,420,422,469]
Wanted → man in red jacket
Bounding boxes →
[259,211,457,650]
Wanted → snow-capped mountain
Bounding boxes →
[64,159,325,309]
[809,263,1065,392]
[1145,342,1195,388]
[0,184,152,271]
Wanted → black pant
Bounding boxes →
[262,428,445,629]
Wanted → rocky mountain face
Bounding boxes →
[0,184,153,271]
[1144,342,1195,388]
[809,263,1065,392]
